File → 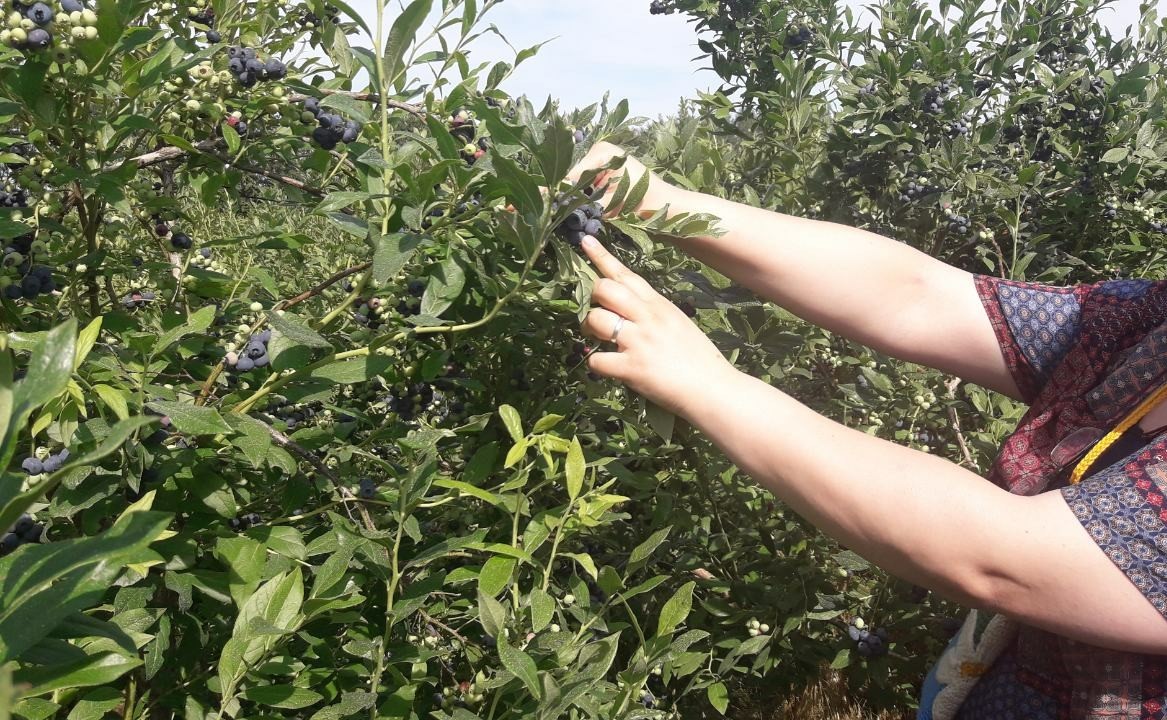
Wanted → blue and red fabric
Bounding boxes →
[925,274,1167,720]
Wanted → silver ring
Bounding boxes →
[609,316,626,344]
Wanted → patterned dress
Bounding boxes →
[948,275,1167,720]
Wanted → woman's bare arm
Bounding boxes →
[576,142,1024,401]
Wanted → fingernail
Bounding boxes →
[580,235,597,250]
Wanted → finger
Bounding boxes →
[580,236,658,298]
[591,278,648,322]
[582,308,637,348]
[586,349,627,380]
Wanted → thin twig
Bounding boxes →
[276,262,371,311]
[288,90,426,120]
[944,376,977,470]
[195,262,371,405]
[260,419,375,531]
[419,610,477,647]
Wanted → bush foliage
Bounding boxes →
[0,0,1163,717]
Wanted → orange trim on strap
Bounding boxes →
[1070,382,1167,484]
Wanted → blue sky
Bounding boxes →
[342,0,1159,119]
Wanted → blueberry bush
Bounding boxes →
[3,0,1165,716]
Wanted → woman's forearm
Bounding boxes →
[680,366,1013,608]
[657,188,952,355]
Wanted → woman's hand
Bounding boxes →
[566,142,680,218]
[578,234,737,418]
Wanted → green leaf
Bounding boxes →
[318,94,371,125]
[382,0,432,89]
[72,317,102,372]
[146,400,233,436]
[565,437,584,501]
[371,232,422,285]
[644,399,675,443]
[91,384,130,421]
[491,153,543,217]
[222,122,241,155]
[267,311,332,349]
[531,414,565,433]
[12,651,142,697]
[498,636,541,700]
[655,581,694,638]
[11,318,76,419]
[535,119,575,186]
[529,587,554,633]
[151,304,216,357]
[707,682,729,714]
[477,588,506,639]
[0,509,170,664]
[1102,147,1130,163]
[478,555,515,597]
[627,526,671,575]
[242,685,325,710]
[830,647,852,669]
[498,405,523,442]
[420,252,466,318]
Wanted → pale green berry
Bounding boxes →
[249,301,262,312]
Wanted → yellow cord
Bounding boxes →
[1070,382,1167,484]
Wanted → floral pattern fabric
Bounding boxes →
[943,275,1167,720]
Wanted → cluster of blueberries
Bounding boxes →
[298,4,339,29]
[357,477,376,499]
[396,278,425,317]
[3,263,55,300]
[1149,221,1167,235]
[566,341,591,368]
[1103,199,1118,220]
[186,4,217,41]
[153,217,194,251]
[848,618,890,658]
[121,289,157,310]
[224,114,251,138]
[0,183,28,208]
[943,207,971,234]
[858,80,877,98]
[922,78,954,114]
[228,512,263,532]
[945,119,970,137]
[648,0,668,14]
[21,448,69,474]
[352,295,388,331]
[896,176,939,203]
[1,514,44,556]
[260,397,322,431]
[552,195,605,247]
[301,97,362,150]
[226,46,287,88]
[383,381,437,421]
[228,329,272,372]
[784,25,814,48]
[448,109,487,165]
[6,0,57,51]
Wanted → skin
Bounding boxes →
[570,143,1167,655]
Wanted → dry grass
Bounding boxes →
[727,671,914,720]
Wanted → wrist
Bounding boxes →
[673,362,748,425]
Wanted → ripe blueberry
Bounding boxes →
[26,3,53,25]
[0,533,19,554]
[25,28,50,50]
